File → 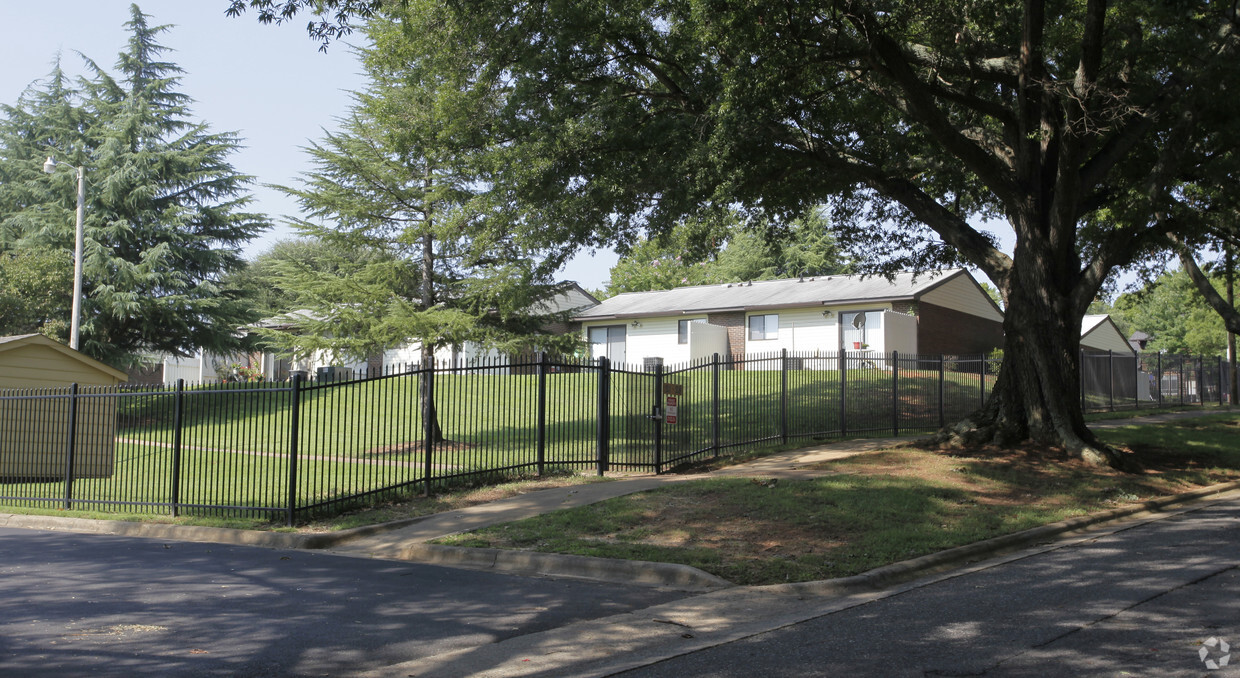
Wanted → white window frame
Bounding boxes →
[748,314,779,341]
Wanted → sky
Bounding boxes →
[0,1,619,289]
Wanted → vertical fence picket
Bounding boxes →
[171,379,184,517]
[1107,350,1115,411]
[653,362,664,473]
[938,354,946,429]
[780,349,789,445]
[712,352,721,457]
[596,356,610,475]
[839,350,848,437]
[421,364,435,496]
[63,383,79,511]
[892,351,900,436]
[536,352,548,476]
[286,374,302,527]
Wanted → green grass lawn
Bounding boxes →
[434,412,1240,585]
[1,363,1208,524]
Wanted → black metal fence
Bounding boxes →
[1080,350,1233,412]
[0,349,1224,524]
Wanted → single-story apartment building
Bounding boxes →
[573,269,1004,367]
[253,283,599,380]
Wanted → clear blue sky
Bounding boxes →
[0,1,617,288]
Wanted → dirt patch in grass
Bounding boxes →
[436,414,1240,585]
[363,440,476,456]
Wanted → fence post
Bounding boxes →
[839,350,848,437]
[938,354,946,429]
[171,379,185,517]
[422,362,436,495]
[892,351,900,436]
[63,383,79,511]
[1107,350,1114,412]
[1135,352,1140,410]
[285,373,302,527]
[653,362,664,473]
[1080,349,1086,411]
[712,352,721,457]
[1198,356,1205,406]
[979,353,986,409]
[1157,352,1164,408]
[1219,355,1225,406]
[596,356,610,476]
[780,348,789,445]
[536,352,548,476]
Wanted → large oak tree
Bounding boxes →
[230,0,1240,466]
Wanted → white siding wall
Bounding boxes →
[920,273,1003,321]
[626,317,688,367]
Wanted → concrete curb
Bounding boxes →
[0,513,357,550]
[399,543,732,591]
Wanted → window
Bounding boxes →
[748,314,779,341]
[677,318,707,344]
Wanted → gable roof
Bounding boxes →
[0,334,129,381]
[575,269,981,320]
[1080,315,1136,355]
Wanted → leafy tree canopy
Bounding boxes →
[1113,268,1233,357]
[604,207,851,296]
[230,0,1240,468]
[0,4,267,367]
[0,247,72,340]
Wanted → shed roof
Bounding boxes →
[575,269,975,320]
[0,334,129,382]
[1080,315,1136,355]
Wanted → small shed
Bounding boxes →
[0,334,129,479]
[1080,315,1137,356]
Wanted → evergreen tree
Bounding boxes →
[0,5,266,366]
[265,5,580,440]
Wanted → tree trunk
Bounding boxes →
[420,342,444,444]
[418,189,444,444]
[938,246,1127,469]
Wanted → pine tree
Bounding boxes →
[265,6,579,441]
[0,5,267,366]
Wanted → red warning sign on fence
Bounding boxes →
[665,395,678,424]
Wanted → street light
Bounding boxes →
[42,156,86,351]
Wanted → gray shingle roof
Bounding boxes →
[576,269,968,320]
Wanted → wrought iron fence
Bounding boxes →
[0,349,1224,524]
[1080,350,1233,412]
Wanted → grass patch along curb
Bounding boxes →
[432,414,1240,586]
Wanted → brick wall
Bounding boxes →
[916,301,1004,355]
[707,311,746,357]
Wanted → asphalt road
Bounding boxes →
[617,498,1240,677]
[0,528,689,677]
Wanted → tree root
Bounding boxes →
[930,418,1140,473]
